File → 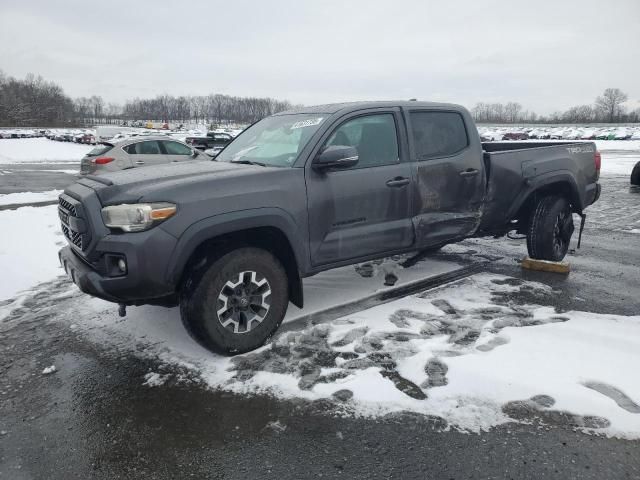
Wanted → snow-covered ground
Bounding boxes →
[0,138,92,163]
[595,140,640,177]
[0,189,62,206]
[0,205,65,301]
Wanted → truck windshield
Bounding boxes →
[217,114,326,167]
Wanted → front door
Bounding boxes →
[306,111,414,266]
[405,109,485,248]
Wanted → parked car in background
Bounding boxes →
[502,132,529,140]
[614,129,632,140]
[185,132,233,151]
[80,133,96,144]
[580,130,596,140]
[80,136,209,175]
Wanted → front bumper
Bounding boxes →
[59,246,121,303]
[59,225,179,305]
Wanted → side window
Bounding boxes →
[123,143,136,154]
[124,141,162,155]
[163,141,192,155]
[324,114,399,168]
[410,111,468,160]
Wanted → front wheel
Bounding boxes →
[526,195,574,261]
[180,247,289,355]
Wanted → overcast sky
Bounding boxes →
[1,0,639,114]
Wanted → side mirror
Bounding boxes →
[312,145,359,171]
[191,150,199,158]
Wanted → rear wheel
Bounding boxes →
[631,162,640,186]
[180,247,289,355]
[526,195,574,261]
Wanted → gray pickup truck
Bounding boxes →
[58,101,601,354]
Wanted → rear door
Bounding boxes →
[160,140,197,162]
[306,109,414,266]
[123,140,168,167]
[404,109,485,247]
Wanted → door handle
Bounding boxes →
[386,177,410,188]
[459,168,479,178]
[135,160,145,165]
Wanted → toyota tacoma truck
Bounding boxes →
[58,101,601,354]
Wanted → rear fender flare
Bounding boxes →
[508,171,583,220]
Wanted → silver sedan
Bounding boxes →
[80,135,211,175]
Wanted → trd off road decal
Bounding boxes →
[567,145,595,154]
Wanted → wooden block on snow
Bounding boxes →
[521,257,570,274]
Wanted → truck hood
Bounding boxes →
[77,160,273,205]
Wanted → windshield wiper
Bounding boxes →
[230,159,267,167]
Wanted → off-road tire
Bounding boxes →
[180,247,289,355]
[631,162,640,186]
[526,195,574,261]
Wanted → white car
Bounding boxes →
[613,129,631,140]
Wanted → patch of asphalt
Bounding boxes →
[0,163,77,195]
[0,199,58,211]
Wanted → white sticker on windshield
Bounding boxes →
[290,117,324,130]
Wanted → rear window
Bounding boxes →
[86,144,113,157]
[410,111,468,160]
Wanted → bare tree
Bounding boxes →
[595,88,628,122]
[504,102,522,123]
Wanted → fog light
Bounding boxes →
[117,258,127,273]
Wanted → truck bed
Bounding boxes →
[478,141,599,234]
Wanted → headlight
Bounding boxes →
[101,203,176,232]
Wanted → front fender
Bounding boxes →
[163,207,308,286]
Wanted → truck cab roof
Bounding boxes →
[275,101,464,116]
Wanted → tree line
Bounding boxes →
[0,72,75,127]
[472,88,639,124]
[0,70,638,127]
[0,70,294,127]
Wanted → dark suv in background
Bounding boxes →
[185,132,233,151]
